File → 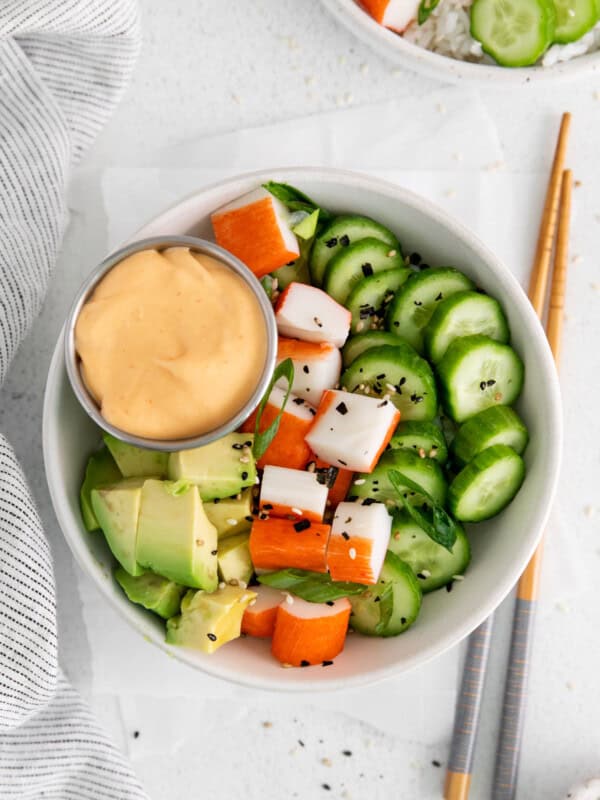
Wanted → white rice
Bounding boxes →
[400,0,600,67]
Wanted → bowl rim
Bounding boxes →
[63,235,277,452]
[43,166,563,692]
[320,0,600,86]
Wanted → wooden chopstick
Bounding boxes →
[492,169,572,800]
[444,114,572,800]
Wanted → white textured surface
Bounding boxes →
[1,1,600,798]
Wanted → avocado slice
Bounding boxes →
[217,533,253,585]
[104,433,168,478]
[166,584,256,653]
[136,479,218,591]
[203,489,253,539]
[168,433,257,501]
[114,566,185,619]
[91,478,145,575]
[80,447,122,531]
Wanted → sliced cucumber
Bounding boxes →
[553,0,598,42]
[349,449,447,509]
[310,215,400,287]
[424,291,510,364]
[349,550,422,637]
[471,0,556,67]
[342,331,407,368]
[346,268,411,334]
[386,268,474,354]
[388,512,471,593]
[452,406,529,466]
[323,238,405,305]
[448,444,525,522]
[437,335,524,423]
[341,344,438,421]
[388,421,448,465]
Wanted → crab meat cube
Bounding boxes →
[275,282,351,348]
[328,501,392,584]
[260,465,329,522]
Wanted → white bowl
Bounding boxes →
[43,168,562,691]
[320,0,600,86]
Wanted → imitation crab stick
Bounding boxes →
[328,501,392,585]
[249,517,330,573]
[313,458,354,508]
[211,188,300,278]
[306,389,400,474]
[275,282,351,349]
[358,0,420,33]
[271,597,351,667]
[276,338,342,407]
[240,386,315,470]
[260,465,328,522]
[241,585,284,638]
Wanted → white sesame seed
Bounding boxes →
[421,569,431,578]
[255,476,260,484]
[356,321,364,332]
[285,593,294,605]
[387,249,397,257]
[271,278,279,290]
[219,582,226,590]
[353,479,366,485]
[291,507,303,516]
[227,518,238,526]
[385,383,397,393]
[282,663,293,669]
[452,574,464,581]
[240,455,250,463]
[249,598,257,606]
[349,547,357,560]
[321,757,332,767]
[236,493,242,501]
[418,448,426,458]
[239,580,247,589]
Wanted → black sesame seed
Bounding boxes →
[314,316,323,328]
[293,397,305,405]
[377,400,388,408]
[399,377,406,386]
[241,471,248,480]
[294,519,311,532]
[336,402,348,415]
[374,597,381,603]
[341,532,350,540]
[487,379,496,386]
[401,617,407,624]
[213,498,221,504]
[232,443,244,450]
[322,783,331,791]
[417,572,426,579]
[361,262,374,277]
[420,263,431,270]
[435,292,443,301]
[300,660,310,667]
[244,440,252,447]
[414,300,423,306]
[245,515,254,522]
[342,750,352,757]
[133,731,140,739]
[446,581,454,593]
[259,512,269,520]
[211,549,217,555]
[409,252,422,265]
[325,601,335,606]
[338,459,347,466]
[309,408,316,416]
[362,498,376,506]
[263,503,273,510]
[376,373,386,380]
[298,740,305,747]
[432,760,442,768]
[303,365,310,374]
[339,234,350,247]
[347,496,358,502]
[393,321,400,327]
[480,381,487,391]
[207,633,217,642]
[322,660,334,667]
[325,237,338,248]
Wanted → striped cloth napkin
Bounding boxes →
[0,2,148,797]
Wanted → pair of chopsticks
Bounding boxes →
[444,112,573,800]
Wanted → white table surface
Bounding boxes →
[1,1,600,798]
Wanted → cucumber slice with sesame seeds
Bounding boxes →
[342,331,408,368]
[448,444,525,522]
[323,238,405,306]
[424,291,510,364]
[388,512,471,593]
[470,0,556,67]
[349,449,447,509]
[388,421,449,465]
[553,0,600,43]
[349,550,422,637]
[451,406,529,467]
[345,268,412,334]
[310,215,401,287]
[437,335,525,423]
[386,268,475,354]
[341,344,438,421]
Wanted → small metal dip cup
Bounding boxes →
[64,236,277,452]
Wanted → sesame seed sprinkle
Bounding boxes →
[349,547,357,560]
[291,507,302,516]
[227,518,237,526]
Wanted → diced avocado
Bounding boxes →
[217,533,253,585]
[136,479,218,591]
[166,584,256,654]
[114,566,185,619]
[104,433,168,478]
[203,489,254,539]
[91,478,145,575]
[80,447,122,531]
[168,433,257,501]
